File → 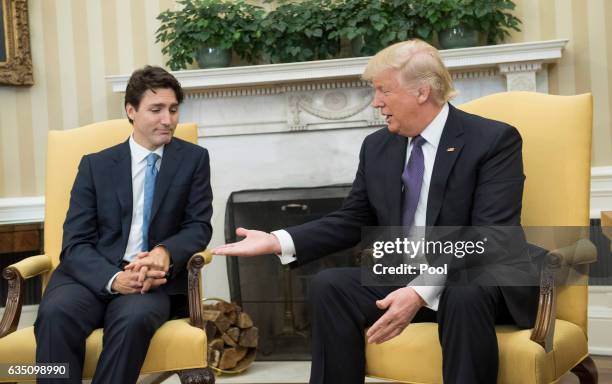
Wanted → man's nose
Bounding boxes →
[160,110,171,125]
[372,93,383,108]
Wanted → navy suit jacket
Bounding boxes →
[287,104,539,328]
[53,137,213,299]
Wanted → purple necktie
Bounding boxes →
[401,135,426,228]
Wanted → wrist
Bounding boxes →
[407,287,426,307]
[153,244,171,266]
[270,233,282,254]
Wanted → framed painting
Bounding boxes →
[0,0,33,85]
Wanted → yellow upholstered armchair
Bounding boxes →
[366,92,598,384]
[0,120,215,384]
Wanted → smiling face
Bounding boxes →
[371,68,428,137]
[126,88,178,150]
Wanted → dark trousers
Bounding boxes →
[34,269,171,384]
[309,267,515,384]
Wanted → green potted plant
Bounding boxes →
[334,0,397,57]
[261,0,341,63]
[463,0,521,45]
[156,0,265,70]
[413,0,520,49]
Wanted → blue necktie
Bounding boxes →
[401,135,426,228]
[142,153,159,251]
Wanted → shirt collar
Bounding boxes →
[409,103,449,149]
[129,135,164,163]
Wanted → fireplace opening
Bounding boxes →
[224,185,358,360]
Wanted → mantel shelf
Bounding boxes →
[107,39,568,92]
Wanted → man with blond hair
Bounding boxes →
[214,40,538,384]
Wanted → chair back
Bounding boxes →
[42,119,197,288]
[459,92,593,334]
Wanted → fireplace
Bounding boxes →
[224,185,358,360]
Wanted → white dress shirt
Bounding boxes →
[273,103,449,310]
[105,135,164,293]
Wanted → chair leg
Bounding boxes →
[571,355,598,384]
[178,367,216,384]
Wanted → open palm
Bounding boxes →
[212,227,281,257]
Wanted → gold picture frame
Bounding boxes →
[0,0,33,85]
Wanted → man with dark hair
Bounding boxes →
[34,66,213,383]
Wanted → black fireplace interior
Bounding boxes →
[224,185,358,360]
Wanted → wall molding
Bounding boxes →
[0,197,44,224]
[591,166,612,219]
[588,286,612,355]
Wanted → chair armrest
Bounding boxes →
[530,239,597,352]
[187,250,213,329]
[8,254,52,279]
[0,254,52,338]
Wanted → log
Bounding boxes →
[234,346,248,362]
[237,312,253,329]
[203,320,218,341]
[204,301,238,314]
[202,309,222,322]
[222,332,238,347]
[219,348,241,370]
[227,310,238,325]
[227,327,241,343]
[209,338,224,351]
[208,348,221,368]
[202,309,232,332]
[239,327,258,348]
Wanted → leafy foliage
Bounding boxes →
[155,0,521,70]
[410,0,521,44]
[262,0,341,63]
[156,0,265,70]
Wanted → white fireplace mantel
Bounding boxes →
[107,39,567,93]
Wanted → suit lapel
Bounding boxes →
[384,134,408,225]
[150,139,183,222]
[426,104,465,226]
[111,140,133,236]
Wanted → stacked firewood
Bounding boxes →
[203,301,258,371]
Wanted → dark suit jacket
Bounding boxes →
[53,137,213,299]
[286,103,538,328]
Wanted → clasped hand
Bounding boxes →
[112,247,170,295]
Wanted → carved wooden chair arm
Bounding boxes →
[530,239,597,352]
[0,254,52,338]
[187,250,214,330]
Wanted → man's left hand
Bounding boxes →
[366,287,426,344]
[125,246,171,274]
[124,247,171,293]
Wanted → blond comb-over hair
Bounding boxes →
[363,39,456,105]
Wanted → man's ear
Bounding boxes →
[126,103,137,121]
[416,84,431,104]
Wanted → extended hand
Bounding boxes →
[212,227,281,257]
[366,287,425,344]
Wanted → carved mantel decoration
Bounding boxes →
[0,0,33,86]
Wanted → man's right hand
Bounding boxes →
[111,270,167,295]
[212,227,281,257]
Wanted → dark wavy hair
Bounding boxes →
[124,66,184,124]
